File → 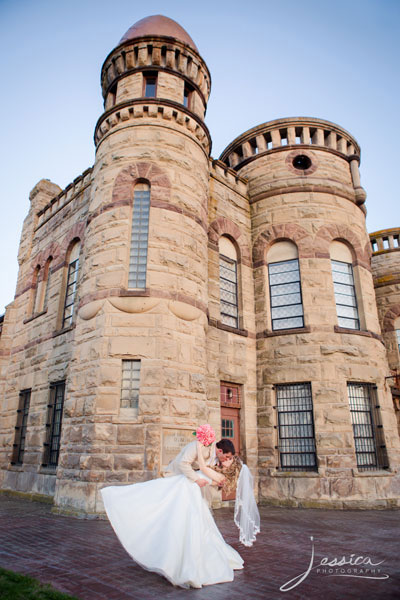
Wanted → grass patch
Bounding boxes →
[0,567,79,600]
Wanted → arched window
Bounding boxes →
[330,241,359,330]
[267,241,304,330]
[62,241,80,329]
[43,257,53,310]
[31,266,41,315]
[219,236,239,328]
[129,183,150,289]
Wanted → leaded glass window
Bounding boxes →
[42,382,65,467]
[347,383,388,471]
[219,254,238,328]
[268,259,304,330]
[129,188,150,289]
[331,260,360,329]
[276,383,317,471]
[11,390,31,465]
[121,360,141,411]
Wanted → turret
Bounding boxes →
[219,117,399,507]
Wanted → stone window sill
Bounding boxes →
[38,466,57,475]
[334,326,383,342]
[119,289,150,297]
[23,309,48,324]
[272,470,319,477]
[8,464,24,472]
[352,468,396,477]
[52,324,75,338]
[216,321,248,337]
[258,326,311,338]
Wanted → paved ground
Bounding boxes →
[0,494,398,600]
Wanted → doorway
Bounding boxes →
[220,382,241,500]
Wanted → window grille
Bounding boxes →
[42,382,65,467]
[268,259,304,330]
[62,258,79,328]
[129,189,150,289]
[347,383,388,471]
[11,390,31,465]
[121,360,141,411]
[276,383,317,471]
[331,260,360,329]
[219,254,239,328]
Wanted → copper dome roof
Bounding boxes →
[119,15,198,52]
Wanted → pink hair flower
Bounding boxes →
[195,424,216,447]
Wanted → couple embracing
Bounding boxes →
[101,424,260,589]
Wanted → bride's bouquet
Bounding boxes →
[194,424,215,447]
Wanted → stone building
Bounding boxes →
[0,15,399,515]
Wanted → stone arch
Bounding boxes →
[60,222,86,264]
[208,217,251,266]
[31,241,62,277]
[111,161,171,207]
[383,304,400,333]
[314,224,369,268]
[252,223,313,266]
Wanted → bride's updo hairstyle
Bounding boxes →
[216,439,235,455]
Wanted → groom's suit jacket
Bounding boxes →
[165,440,216,483]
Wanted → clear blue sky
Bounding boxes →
[1,0,399,313]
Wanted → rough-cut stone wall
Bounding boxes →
[206,161,258,477]
[371,245,400,372]
[237,139,400,508]
[0,175,91,497]
[1,23,399,514]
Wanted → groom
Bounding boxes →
[165,438,235,505]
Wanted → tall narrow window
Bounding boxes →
[331,260,359,329]
[267,241,304,331]
[129,183,150,289]
[42,382,65,467]
[62,241,80,329]
[31,266,41,315]
[43,257,53,310]
[276,383,317,471]
[144,72,157,98]
[183,83,193,108]
[347,383,388,471]
[11,390,31,465]
[219,236,239,328]
[396,329,400,355]
[120,360,141,413]
[330,241,360,330]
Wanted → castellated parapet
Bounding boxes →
[0,15,399,515]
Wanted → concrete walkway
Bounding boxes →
[0,494,398,599]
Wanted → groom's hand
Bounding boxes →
[195,479,208,488]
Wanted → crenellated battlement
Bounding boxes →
[209,159,248,196]
[36,168,92,229]
[102,37,211,105]
[94,100,211,152]
[219,117,360,171]
[370,228,400,254]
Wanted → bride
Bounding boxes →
[101,425,260,588]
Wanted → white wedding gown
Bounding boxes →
[101,472,244,588]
